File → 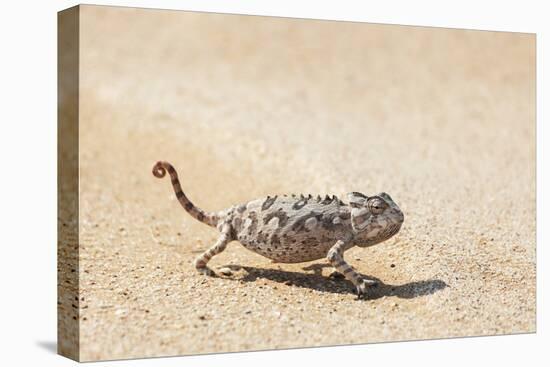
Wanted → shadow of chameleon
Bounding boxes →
[223,264,448,300]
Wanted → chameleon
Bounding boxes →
[152,161,404,298]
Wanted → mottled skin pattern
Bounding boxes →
[153,161,404,298]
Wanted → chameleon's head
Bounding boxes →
[347,192,404,247]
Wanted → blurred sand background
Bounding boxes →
[61,5,535,361]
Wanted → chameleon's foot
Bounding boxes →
[355,278,378,299]
[196,266,217,277]
[329,271,345,280]
[194,258,217,276]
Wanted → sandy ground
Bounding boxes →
[59,5,535,361]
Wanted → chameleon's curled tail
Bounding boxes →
[152,161,218,227]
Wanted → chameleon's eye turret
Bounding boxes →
[367,197,388,214]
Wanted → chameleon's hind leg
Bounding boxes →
[194,223,232,276]
[327,240,377,299]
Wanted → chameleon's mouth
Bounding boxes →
[388,222,402,237]
[378,222,402,240]
[358,221,402,247]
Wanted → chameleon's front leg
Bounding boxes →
[327,240,377,299]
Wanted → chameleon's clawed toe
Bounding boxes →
[355,278,378,299]
[355,284,367,299]
[196,266,217,277]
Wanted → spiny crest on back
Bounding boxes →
[286,194,343,204]
[275,193,344,207]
